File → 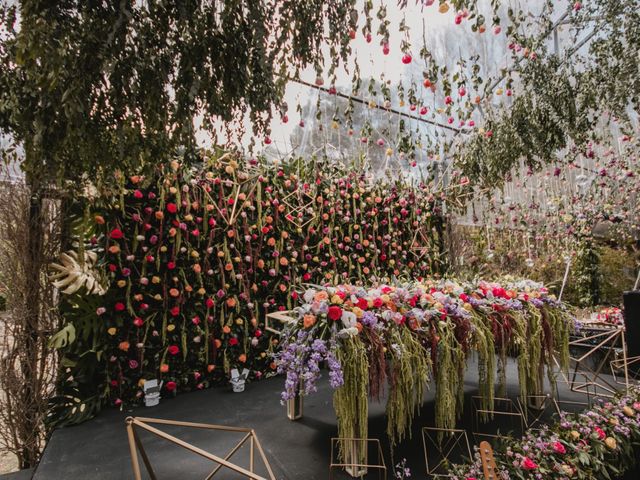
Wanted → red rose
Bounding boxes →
[205,298,214,309]
[166,203,177,213]
[133,317,144,327]
[165,381,177,391]
[302,273,311,281]
[170,306,180,316]
[229,337,239,346]
[110,228,124,239]
[373,298,383,308]
[114,302,125,312]
[167,345,180,355]
[327,306,343,321]
[460,293,469,302]
[594,427,606,440]
[357,298,369,310]
[521,457,537,470]
[133,189,143,199]
[167,261,176,270]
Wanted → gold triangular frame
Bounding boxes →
[126,416,276,480]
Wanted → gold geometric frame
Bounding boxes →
[565,324,629,398]
[471,396,525,441]
[126,417,276,480]
[421,427,471,478]
[515,394,554,430]
[329,437,386,480]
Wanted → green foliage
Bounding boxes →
[0,1,358,185]
[574,239,602,307]
[456,0,640,190]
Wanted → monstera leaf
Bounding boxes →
[50,250,106,295]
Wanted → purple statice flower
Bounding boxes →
[361,311,378,327]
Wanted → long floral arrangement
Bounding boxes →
[451,388,640,479]
[275,278,574,444]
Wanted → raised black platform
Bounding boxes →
[30,357,640,479]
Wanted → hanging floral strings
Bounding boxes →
[275,279,574,445]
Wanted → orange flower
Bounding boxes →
[224,263,233,272]
[238,354,247,363]
[193,264,201,273]
[160,364,169,373]
[169,288,180,297]
[355,322,363,333]
[279,257,289,266]
[257,259,265,269]
[267,237,276,247]
[184,285,193,292]
[94,215,105,225]
[168,228,177,237]
[118,341,130,352]
[130,175,141,184]
[155,211,164,220]
[303,314,317,329]
[222,325,231,334]
[214,339,222,348]
[226,297,237,308]
[314,291,329,302]
[108,245,121,254]
[279,284,287,292]
[265,216,273,224]
[227,229,235,238]
[270,362,277,370]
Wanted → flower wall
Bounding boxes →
[57,152,447,410]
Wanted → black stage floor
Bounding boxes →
[31,357,640,479]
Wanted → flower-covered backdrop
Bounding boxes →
[49,151,448,424]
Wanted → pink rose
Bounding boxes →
[521,457,538,470]
[552,441,566,454]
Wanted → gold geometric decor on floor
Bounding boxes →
[125,416,276,480]
[421,427,471,478]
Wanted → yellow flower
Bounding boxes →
[570,430,580,441]
[117,280,126,288]
[152,276,161,284]
[167,324,176,332]
[623,406,635,417]
[605,437,617,449]
[352,307,363,319]
[330,295,344,305]
[138,378,146,387]
[235,318,244,325]
[107,327,117,336]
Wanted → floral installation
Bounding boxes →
[451,387,640,479]
[274,278,574,445]
[595,307,625,327]
[51,150,448,421]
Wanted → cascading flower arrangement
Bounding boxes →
[451,387,640,479]
[274,278,574,445]
[51,149,449,419]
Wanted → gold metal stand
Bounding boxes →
[421,427,471,478]
[565,324,629,398]
[125,416,276,480]
[471,396,525,441]
[329,437,386,479]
